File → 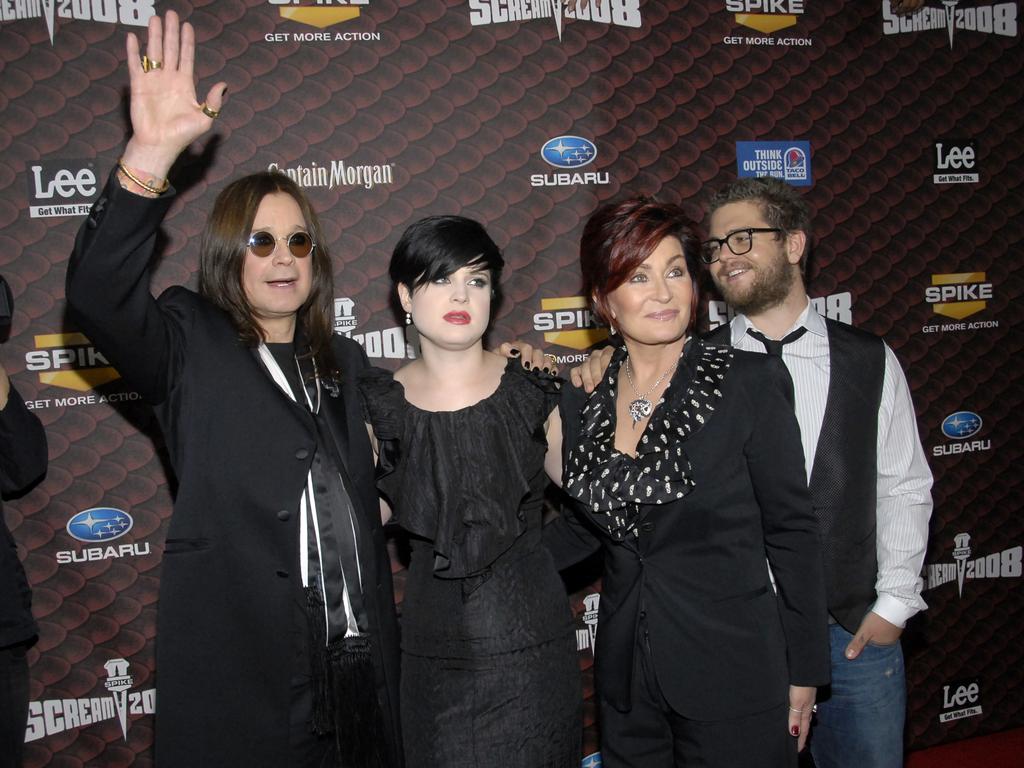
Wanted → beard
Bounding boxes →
[716,251,797,316]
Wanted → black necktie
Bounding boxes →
[746,327,806,407]
[747,326,808,357]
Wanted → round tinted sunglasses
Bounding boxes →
[247,231,315,258]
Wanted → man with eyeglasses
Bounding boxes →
[701,176,932,768]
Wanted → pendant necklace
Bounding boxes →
[624,356,677,427]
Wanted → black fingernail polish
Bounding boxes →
[509,348,521,357]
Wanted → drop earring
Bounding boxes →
[403,309,419,358]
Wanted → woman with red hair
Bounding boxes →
[547,198,830,767]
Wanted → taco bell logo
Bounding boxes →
[67,508,133,543]
[784,146,807,181]
[736,141,812,186]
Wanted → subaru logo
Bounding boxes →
[67,508,133,543]
[542,136,597,169]
[941,411,982,440]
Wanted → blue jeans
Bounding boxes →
[809,623,905,768]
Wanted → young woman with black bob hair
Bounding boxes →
[359,215,582,766]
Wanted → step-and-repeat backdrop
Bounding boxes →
[1,1,1021,765]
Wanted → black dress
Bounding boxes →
[359,361,581,768]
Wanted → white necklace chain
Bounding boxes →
[624,356,677,426]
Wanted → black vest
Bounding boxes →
[703,319,885,631]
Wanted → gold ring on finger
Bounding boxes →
[200,102,221,119]
[141,55,162,73]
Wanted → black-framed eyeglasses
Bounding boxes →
[247,231,315,259]
[700,228,782,264]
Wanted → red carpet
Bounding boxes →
[905,727,1024,767]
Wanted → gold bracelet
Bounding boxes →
[116,167,160,198]
[116,159,169,196]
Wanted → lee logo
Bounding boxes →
[933,141,979,184]
[943,682,978,708]
[27,161,97,218]
[939,679,982,723]
[32,166,96,199]
[936,143,975,170]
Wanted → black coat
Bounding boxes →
[546,347,830,720]
[0,384,47,649]
[67,177,401,767]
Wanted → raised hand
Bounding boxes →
[122,11,227,180]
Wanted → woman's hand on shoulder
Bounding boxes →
[122,11,227,179]
[569,346,613,393]
[495,340,556,376]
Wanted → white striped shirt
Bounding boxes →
[729,300,933,628]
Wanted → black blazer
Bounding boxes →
[0,383,47,649]
[546,346,830,720]
[66,177,401,767]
